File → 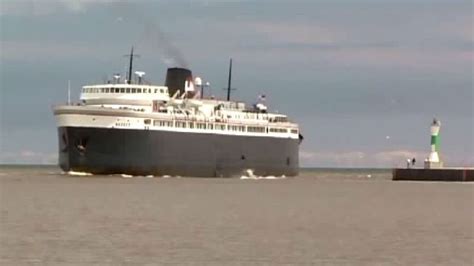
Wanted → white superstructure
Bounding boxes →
[55,82,300,139]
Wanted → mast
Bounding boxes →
[124,47,140,84]
[227,58,232,101]
[128,47,134,84]
[67,80,71,105]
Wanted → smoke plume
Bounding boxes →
[110,2,188,68]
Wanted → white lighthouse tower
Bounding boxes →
[424,118,444,169]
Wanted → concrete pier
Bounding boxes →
[393,168,474,182]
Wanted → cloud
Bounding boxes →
[251,21,342,47]
[0,150,58,164]
[300,149,428,168]
[0,40,107,61]
[227,13,473,71]
[372,150,427,166]
[0,0,120,16]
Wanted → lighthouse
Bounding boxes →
[424,118,444,169]
[393,118,473,181]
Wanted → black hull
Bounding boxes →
[58,127,299,177]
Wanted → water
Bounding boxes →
[1,165,472,265]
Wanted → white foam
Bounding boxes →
[121,174,133,178]
[146,175,154,178]
[240,175,286,180]
[240,169,286,180]
[240,175,257,180]
[66,171,92,176]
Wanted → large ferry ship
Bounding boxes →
[53,50,302,177]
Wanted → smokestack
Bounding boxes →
[165,68,193,97]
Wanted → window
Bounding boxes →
[248,126,265,133]
[269,128,288,133]
[153,120,173,127]
[273,116,289,123]
[132,88,136,93]
[137,88,142,93]
[115,88,120,93]
[175,121,187,128]
[154,89,158,93]
[120,88,125,93]
[105,88,109,93]
[160,89,164,93]
[126,88,131,93]
[215,124,226,130]
[291,129,298,134]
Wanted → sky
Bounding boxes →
[0,0,472,167]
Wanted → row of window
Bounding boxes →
[248,126,266,133]
[222,113,289,123]
[269,116,289,123]
[269,128,288,133]
[151,119,296,134]
[82,87,166,94]
[154,120,173,127]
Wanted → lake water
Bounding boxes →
[1,165,472,265]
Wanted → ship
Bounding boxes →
[53,49,302,177]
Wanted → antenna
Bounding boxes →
[203,82,210,99]
[67,80,71,105]
[113,73,121,84]
[223,58,236,101]
[194,77,210,99]
[134,71,146,84]
[124,46,140,84]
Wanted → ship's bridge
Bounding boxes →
[268,114,289,123]
[80,84,170,107]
